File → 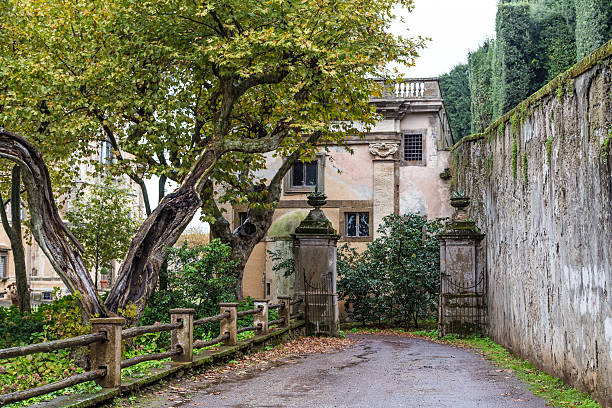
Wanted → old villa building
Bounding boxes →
[0,78,453,308]
[233,78,455,301]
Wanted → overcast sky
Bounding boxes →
[392,0,498,78]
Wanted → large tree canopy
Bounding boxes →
[0,0,424,319]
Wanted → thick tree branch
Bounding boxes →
[221,120,292,153]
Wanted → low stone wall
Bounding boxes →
[451,40,612,406]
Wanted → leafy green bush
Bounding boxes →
[0,293,100,407]
[338,214,445,329]
[141,239,239,340]
[0,307,45,348]
[0,292,87,347]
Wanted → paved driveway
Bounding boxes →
[148,334,548,408]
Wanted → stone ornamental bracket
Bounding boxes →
[368,142,399,159]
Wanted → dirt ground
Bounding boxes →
[108,333,548,408]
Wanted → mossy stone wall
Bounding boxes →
[451,39,612,407]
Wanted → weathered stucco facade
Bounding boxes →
[234,79,454,304]
[452,43,612,406]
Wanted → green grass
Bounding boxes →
[411,330,601,408]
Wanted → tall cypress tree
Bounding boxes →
[439,64,471,142]
[468,41,495,133]
[493,2,537,117]
[575,0,609,59]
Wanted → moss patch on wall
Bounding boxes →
[267,211,309,239]
[512,139,518,180]
[602,128,612,159]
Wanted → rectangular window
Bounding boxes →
[266,282,271,297]
[42,291,52,300]
[238,212,248,226]
[0,254,7,278]
[291,160,318,188]
[404,134,423,162]
[100,140,113,165]
[345,212,370,237]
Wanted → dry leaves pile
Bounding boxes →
[197,336,356,382]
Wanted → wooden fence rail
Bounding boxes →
[0,296,300,407]
[194,311,229,326]
[122,322,182,339]
[0,369,106,406]
[0,333,106,360]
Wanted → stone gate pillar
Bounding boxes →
[293,189,340,336]
[437,193,486,337]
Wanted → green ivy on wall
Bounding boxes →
[512,138,519,180]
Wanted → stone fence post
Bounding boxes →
[277,296,291,328]
[254,300,269,335]
[170,308,194,363]
[90,317,125,388]
[220,303,238,346]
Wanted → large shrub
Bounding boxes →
[338,214,445,329]
[141,239,239,339]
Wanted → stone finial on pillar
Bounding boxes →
[437,191,486,338]
[293,189,340,337]
[170,308,194,363]
[277,296,291,328]
[90,317,125,388]
[253,299,269,335]
[220,303,238,346]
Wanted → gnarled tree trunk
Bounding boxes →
[209,134,321,301]
[0,128,105,316]
[104,150,218,321]
[0,128,220,321]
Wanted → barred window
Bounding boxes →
[404,134,423,162]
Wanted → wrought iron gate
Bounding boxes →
[304,274,335,336]
[439,272,487,336]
